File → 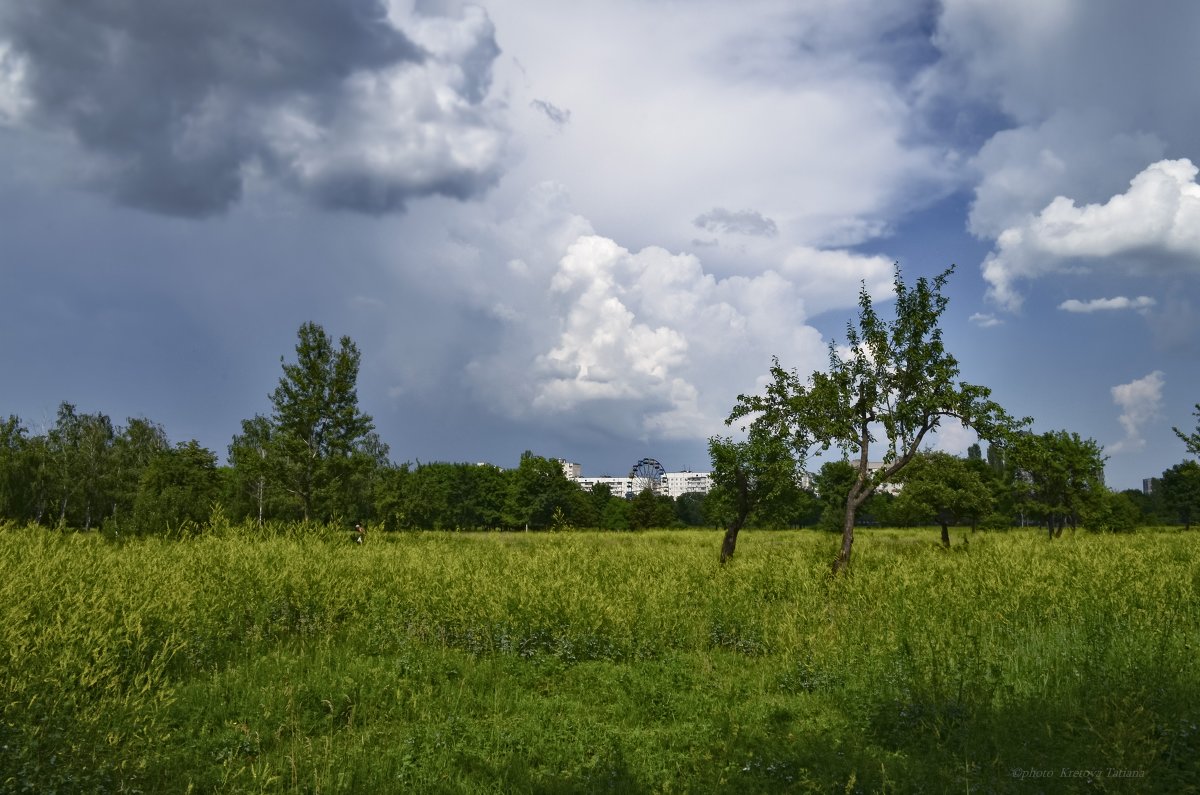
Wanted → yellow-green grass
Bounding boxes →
[2,525,1197,792]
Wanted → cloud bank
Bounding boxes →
[1059,296,1156,314]
[388,181,894,446]
[0,1,507,216]
[982,159,1200,310]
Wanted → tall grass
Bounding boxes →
[2,524,1197,792]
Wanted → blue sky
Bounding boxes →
[2,0,1198,489]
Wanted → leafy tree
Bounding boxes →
[228,415,276,525]
[133,441,221,533]
[267,322,381,522]
[893,451,993,546]
[328,431,390,523]
[563,486,597,529]
[628,488,675,530]
[1119,487,1165,526]
[986,441,1008,478]
[373,462,411,531]
[46,403,116,529]
[582,483,623,529]
[107,417,169,527]
[0,415,30,521]
[394,461,510,530]
[505,451,576,530]
[400,462,455,529]
[600,497,630,531]
[21,434,53,525]
[708,425,803,562]
[675,491,708,527]
[1008,430,1106,538]
[1159,460,1200,530]
[812,459,858,532]
[1079,488,1141,533]
[458,463,508,529]
[729,266,1024,573]
[1173,404,1200,457]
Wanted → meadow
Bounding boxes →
[2,524,1197,793]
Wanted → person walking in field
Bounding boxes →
[353,523,365,545]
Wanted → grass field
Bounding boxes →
[2,524,1198,793]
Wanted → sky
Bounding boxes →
[2,0,1199,490]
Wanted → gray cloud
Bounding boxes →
[692,207,778,237]
[0,1,506,216]
[530,98,571,128]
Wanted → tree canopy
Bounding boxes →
[707,425,807,562]
[1174,404,1200,458]
[893,451,993,547]
[1160,460,1200,530]
[1007,430,1106,537]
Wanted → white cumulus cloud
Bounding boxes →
[969,312,1003,328]
[408,181,893,444]
[1110,370,1165,454]
[1059,296,1156,314]
[982,159,1200,310]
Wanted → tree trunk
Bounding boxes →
[256,477,264,526]
[940,521,950,548]
[833,436,876,575]
[719,515,746,564]
[833,487,870,575]
[719,466,753,565]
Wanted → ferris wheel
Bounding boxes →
[629,457,666,495]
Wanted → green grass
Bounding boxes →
[2,525,1198,793]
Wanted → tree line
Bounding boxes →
[2,315,1197,541]
[0,323,722,533]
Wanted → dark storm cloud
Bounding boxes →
[0,0,505,216]
[692,207,778,237]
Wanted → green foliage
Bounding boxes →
[2,528,1198,792]
[227,414,277,524]
[504,451,578,530]
[813,460,857,532]
[628,488,676,530]
[708,427,809,530]
[109,417,170,525]
[892,451,993,542]
[48,402,115,529]
[674,490,708,526]
[1173,403,1200,457]
[265,322,385,522]
[600,497,630,531]
[0,405,190,532]
[1160,459,1200,529]
[132,441,223,534]
[0,416,30,520]
[1078,488,1142,533]
[1008,430,1107,537]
